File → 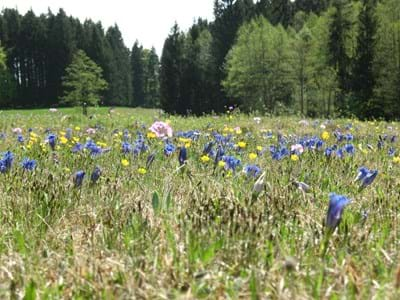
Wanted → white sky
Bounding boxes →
[1,0,215,55]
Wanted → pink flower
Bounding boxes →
[291,144,304,154]
[149,121,173,138]
[12,127,22,134]
[86,128,96,134]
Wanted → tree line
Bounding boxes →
[160,0,400,119]
[1,1,400,120]
[0,8,159,108]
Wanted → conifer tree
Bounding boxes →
[351,0,378,118]
[61,49,107,106]
[131,40,145,107]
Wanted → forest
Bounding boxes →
[1,0,400,119]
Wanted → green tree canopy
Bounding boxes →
[61,49,108,106]
[223,16,294,113]
[0,44,5,70]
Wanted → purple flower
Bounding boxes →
[47,134,57,150]
[21,158,36,171]
[326,193,350,230]
[178,146,187,166]
[244,165,261,178]
[90,166,101,183]
[354,167,378,187]
[73,170,85,187]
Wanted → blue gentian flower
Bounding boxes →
[0,160,7,173]
[324,147,334,158]
[390,135,396,143]
[326,193,350,230]
[203,142,214,155]
[72,143,83,153]
[74,170,85,187]
[121,141,132,154]
[345,134,353,141]
[2,151,14,169]
[336,148,344,159]
[65,128,72,140]
[17,134,24,143]
[164,143,176,156]
[222,155,241,171]
[21,158,36,171]
[388,147,396,157]
[214,145,224,164]
[178,146,187,166]
[361,169,378,188]
[354,167,369,182]
[146,152,156,169]
[244,165,261,178]
[47,134,57,150]
[377,140,383,150]
[85,140,102,156]
[90,166,101,183]
[344,144,355,155]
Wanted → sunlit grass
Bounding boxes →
[0,108,399,298]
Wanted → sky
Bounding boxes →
[1,0,215,55]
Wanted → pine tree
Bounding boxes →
[106,25,132,106]
[61,49,107,106]
[351,0,378,118]
[143,47,160,107]
[328,0,352,115]
[160,23,184,114]
[131,40,145,107]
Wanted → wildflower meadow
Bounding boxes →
[0,107,399,299]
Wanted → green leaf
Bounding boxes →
[152,191,160,213]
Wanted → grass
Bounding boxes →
[0,107,399,299]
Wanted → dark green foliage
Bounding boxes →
[61,49,108,106]
[0,8,155,108]
[210,0,255,112]
[328,0,353,115]
[143,47,160,108]
[351,0,378,119]
[160,23,184,114]
[105,25,132,106]
[131,40,145,107]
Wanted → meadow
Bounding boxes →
[0,107,399,299]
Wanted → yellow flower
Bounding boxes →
[200,155,210,163]
[97,141,107,148]
[179,137,191,144]
[121,159,129,167]
[185,142,191,148]
[74,126,80,131]
[72,137,80,143]
[147,132,156,139]
[137,167,147,175]
[237,141,246,149]
[60,136,68,144]
[321,131,330,141]
[64,167,71,173]
[249,153,257,160]
[393,156,400,164]
[235,129,242,135]
[291,154,299,161]
[226,170,233,177]
[256,146,263,152]
[218,161,226,168]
